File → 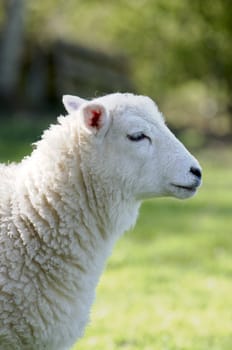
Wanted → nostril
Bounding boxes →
[190,166,202,179]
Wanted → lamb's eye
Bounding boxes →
[127,132,150,142]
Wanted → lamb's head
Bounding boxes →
[63,93,202,201]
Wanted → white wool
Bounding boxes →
[0,93,202,350]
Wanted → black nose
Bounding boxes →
[190,166,202,179]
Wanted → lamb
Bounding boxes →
[0,93,202,350]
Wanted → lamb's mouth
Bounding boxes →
[171,183,198,192]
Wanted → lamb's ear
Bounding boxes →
[62,95,86,114]
[81,103,110,136]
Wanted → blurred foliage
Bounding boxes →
[1,0,232,136]
[23,2,231,86]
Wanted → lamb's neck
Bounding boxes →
[18,154,140,272]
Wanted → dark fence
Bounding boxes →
[0,39,134,111]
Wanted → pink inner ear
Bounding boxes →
[89,109,102,129]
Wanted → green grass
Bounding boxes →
[0,116,53,162]
[0,120,231,350]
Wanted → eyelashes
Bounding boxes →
[127,132,151,143]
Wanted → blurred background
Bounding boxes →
[0,0,232,147]
[0,1,232,350]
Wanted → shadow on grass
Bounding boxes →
[0,116,55,162]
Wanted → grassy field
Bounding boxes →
[0,118,231,350]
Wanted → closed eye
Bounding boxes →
[127,132,151,143]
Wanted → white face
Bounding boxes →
[104,96,202,200]
[63,93,202,201]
